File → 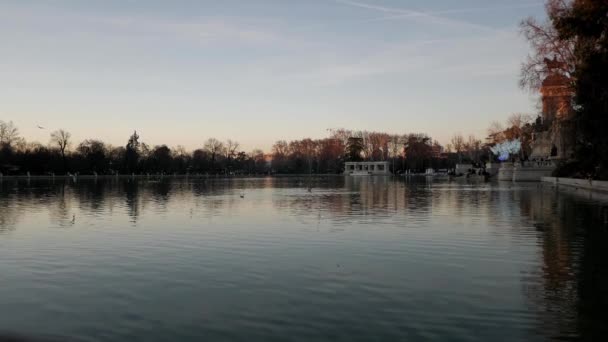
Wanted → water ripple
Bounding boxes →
[1,177,607,341]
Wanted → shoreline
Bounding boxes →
[0,173,347,181]
[542,176,608,194]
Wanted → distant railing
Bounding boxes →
[517,160,555,168]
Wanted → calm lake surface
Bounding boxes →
[1,177,607,341]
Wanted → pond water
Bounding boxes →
[1,177,607,341]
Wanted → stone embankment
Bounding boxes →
[542,177,608,193]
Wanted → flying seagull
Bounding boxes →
[37,125,45,129]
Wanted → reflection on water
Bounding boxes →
[1,177,607,341]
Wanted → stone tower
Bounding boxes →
[530,58,575,160]
[540,58,574,123]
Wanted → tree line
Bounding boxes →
[1,117,541,176]
[2,121,506,176]
[270,129,488,174]
[0,124,268,175]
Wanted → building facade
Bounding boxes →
[344,161,390,175]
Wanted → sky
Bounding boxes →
[0,0,546,151]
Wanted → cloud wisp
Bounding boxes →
[332,0,539,32]
[360,2,545,24]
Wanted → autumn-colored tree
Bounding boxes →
[317,138,344,173]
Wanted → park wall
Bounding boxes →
[542,177,608,193]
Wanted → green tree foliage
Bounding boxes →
[346,137,364,162]
[553,0,608,178]
[77,139,107,172]
[149,145,172,173]
[404,134,433,172]
[1,122,462,176]
[125,131,140,173]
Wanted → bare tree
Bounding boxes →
[328,128,353,149]
[503,113,534,142]
[519,0,575,90]
[507,113,533,129]
[173,145,188,158]
[300,138,318,173]
[368,132,390,161]
[487,121,505,144]
[359,131,372,160]
[272,140,289,157]
[50,129,71,172]
[204,138,224,170]
[466,135,483,163]
[0,120,20,146]
[225,139,240,159]
[250,149,266,173]
[450,134,465,163]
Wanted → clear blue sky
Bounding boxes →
[0,0,545,151]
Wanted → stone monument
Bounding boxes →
[529,57,576,161]
[500,58,576,181]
